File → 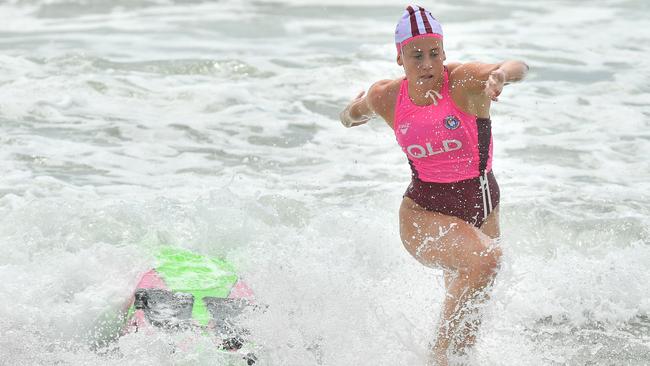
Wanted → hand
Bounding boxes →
[484,69,506,102]
[352,90,366,102]
[340,90,372,128]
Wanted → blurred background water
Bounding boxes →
[0,0,649,365]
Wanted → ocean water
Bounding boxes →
[0,0,649,365]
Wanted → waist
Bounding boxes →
[407,156,493,183]
[410,169,495,186]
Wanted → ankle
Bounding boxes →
[431,341,449,357]
[452,337,476,355]
[428,346,449,366]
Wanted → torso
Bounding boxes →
[385,65,494,183]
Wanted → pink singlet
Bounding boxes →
[393,67,499,227]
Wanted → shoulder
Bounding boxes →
[449,62,502,94]
[367,78,403,118]
[446,62,462,73]
[367,78,402,100]
[446,62,499,117]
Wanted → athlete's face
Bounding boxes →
[397,37,446,86]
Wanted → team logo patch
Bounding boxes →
[444,115,461,130]
[399,122,411,134]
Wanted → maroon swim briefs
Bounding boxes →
[404,170,500,228]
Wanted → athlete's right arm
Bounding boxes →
[339,80,392,128]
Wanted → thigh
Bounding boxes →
[479,205,500,239]
[444,205,501,286]
[399,197,497,273]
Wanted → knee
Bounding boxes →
[486,245,503,272]
[465,246,502,286]
[479,245,502,277]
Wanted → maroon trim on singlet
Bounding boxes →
[407,159,419,180]
[404,170,500,228]
[477,118,492,175]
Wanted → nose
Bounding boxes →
[419,55,435,69]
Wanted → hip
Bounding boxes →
[403,170,500,228]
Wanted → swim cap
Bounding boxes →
[395,5,443,53]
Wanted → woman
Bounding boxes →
[340,5,528,365]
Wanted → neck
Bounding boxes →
[408,76,443,106]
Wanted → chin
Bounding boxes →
[414,77,435,85]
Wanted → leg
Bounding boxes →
[399,198,502,365]
[479,205,500,240]
[452,206,501,353]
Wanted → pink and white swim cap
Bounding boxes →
[395,5,443,52]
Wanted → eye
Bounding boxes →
[414,54,423,60]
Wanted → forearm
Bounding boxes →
[339,94,374,128]
[497,60,529,83]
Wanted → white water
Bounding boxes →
[1,1,649,365]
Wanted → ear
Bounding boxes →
[397,53,403,66]
[442,49,447,62]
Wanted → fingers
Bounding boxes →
[488,89,501,102]
[484,71,505,102]
[355,90,366,100]
[489,69,506,83]
[484,84,500,101]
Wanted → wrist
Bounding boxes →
[340,105,355,128]
[340,102,373,128]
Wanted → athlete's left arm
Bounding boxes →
[451,60,529,101]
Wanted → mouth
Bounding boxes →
[419,74,434,80]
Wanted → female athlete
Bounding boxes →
[339,5,528,365]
